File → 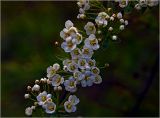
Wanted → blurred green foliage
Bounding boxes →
[1,1,159,117]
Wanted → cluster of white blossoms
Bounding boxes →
[134,0,159,10]
[77,0,90,19]
[60,20,102,92]
[95,11,128,40]
[24,0,158,117]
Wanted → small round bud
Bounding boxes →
[54,86,58,91]
[117,12,122,19]
[112,13,116,17]
[27,86,32,91]
[24,94,30,99]
[43,78,47,83]
[108,27,113,31]
[119,25,124,30]
[110,16,114,21]
[120,19,124,23]
[32,84,40,92]
[58,86,62,91]
[125,20,128,26]
[55,41,59,45]
[108,8,112,12]
[112,35,117,40]
[40,78,44,83]
[31,106,36,110]
[98,38,102,42]
[25,107,33,116]
[35,80,39,84]
[97,30,101,34]
[34,102,38,106]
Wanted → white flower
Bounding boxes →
[64,76,77,92]
[112,35,117,40]
[51,74,64,87]
[36,91,52,106]
[117,12,122,19]
[81,71,95,87]
[78,58,87,69]
[25,107,33,116]
[84,34,99,50]
[110,16,114,21]
[68,95,80,105]
[82,46,94,58]
[91,67,100,75]
[61,38,77,52]
[73,70,84,81]
[43,101,56,114]
[63,59,72,66]
[120,19,124,23]
[75,33,83,44]
[53,63,60,71]
[84,22,96,35]
[139,0,147,7]
[118,0,129,8]
[95,12,109,26]
[32,84,40,92]
[67,61,78,72]
[64,101,77,113]
[70,48,82,59]
[24,94,30,99]
[47,64,60,78]
[119,25,125,30]
[65,20,73,29]
[94,75,102,84]
[86,58,96,68]
[77,13,86,19]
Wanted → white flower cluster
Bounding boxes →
[77,0,90,19]
[95,11,128,40]
[61,20,102,92]
[135,0,159,10]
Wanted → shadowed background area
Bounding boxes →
[1,1,159,117]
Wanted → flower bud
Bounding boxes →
[27,86,32,91]
[35,80,39,84]
[120,19,124,23]
[108,27,113,31]
[58,86,62,91]
[117,12,122,19]
[47,79,52,84]
[119,25,124,30]
[32,84,40,92]
[24,94,30,99]
[112,35,117,40]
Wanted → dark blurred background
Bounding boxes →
[1,1,159,117]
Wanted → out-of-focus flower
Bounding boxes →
[36,91,52,106]
[112,35,117,40]
[84,34,99,50]
[108,27,113,31]
[25,107,33,116]
[118,0,129,8]
[120,25,125,30]
[24,94,30,99]
[95,12,109,26]
[64,76,77,92]
[84,22,96,35]
[51,74,64,87]
[117,12,122,19]
[32,84,40,92]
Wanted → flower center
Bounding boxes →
[41,96,47,102]
[48,105,54,111]
[90,39,97,46]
